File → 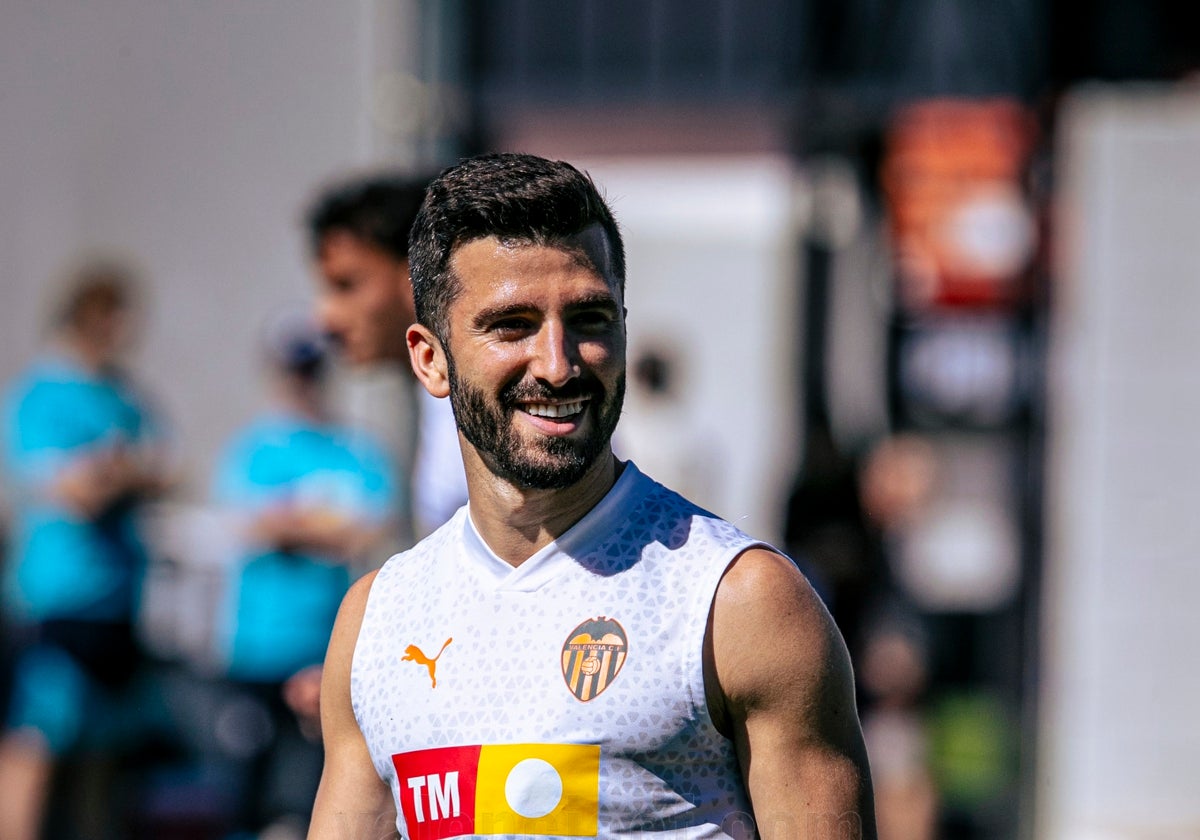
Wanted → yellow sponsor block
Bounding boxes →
[474,742,600,836]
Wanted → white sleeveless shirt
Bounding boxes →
[352,462,762,839]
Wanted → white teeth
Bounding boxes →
[524,400,586,418]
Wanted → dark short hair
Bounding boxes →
[408,153,625,339]
[54,259,134,329]
[305,173,432,262]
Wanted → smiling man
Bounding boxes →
[307,153,876,840]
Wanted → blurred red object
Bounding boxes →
[882,98,1039,311]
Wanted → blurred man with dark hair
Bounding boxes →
[307,177,426,367]
[308,154,876,839]
[294,175,469,779]
[0,258,171,840]
[306,173,467,538]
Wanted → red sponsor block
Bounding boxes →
[392,745,481,839]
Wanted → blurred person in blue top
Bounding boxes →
[295,173,468,771]
[212,313,396,837]
[0,259,172,840]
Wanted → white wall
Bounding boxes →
[0,5,801,549]
[580,156,805,546]
[1040,85,1200,838]
[0,1,405,497]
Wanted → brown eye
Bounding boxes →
[491,317,534,337]
[573,310,615,334]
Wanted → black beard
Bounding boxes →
[446,354,625,490]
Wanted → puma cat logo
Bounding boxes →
[402,638,452,688]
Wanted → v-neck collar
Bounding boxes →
[460,462,646,592]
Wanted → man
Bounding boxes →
[300,175,471,749]
[212,315,396,835]
[0,260,171,840]
[309,154,876,839]
[307,175,467,538]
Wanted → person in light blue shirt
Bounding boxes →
[0,261,171,840]
[211,316,396,835]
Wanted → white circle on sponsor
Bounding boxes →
[504,758,563,818]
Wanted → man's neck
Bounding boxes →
[57,332,109,374]
[464,451,623,567]
[275,381,327,424]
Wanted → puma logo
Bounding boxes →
[402,638,452,688]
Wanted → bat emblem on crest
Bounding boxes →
[561,617,627,702]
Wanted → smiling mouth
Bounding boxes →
[520,398,589,419]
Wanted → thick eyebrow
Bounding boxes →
[472,293,621,330]
[471,302,534,330]
[565,293,622,317]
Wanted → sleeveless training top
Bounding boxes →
[352,462,762,839]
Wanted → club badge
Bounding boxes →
[561,616,627,702]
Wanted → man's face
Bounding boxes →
[76,302,133,367]
[441,227,626,490]
[315,231,413,365]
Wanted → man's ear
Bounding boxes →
[407,323,450,398]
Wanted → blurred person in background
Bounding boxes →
[306,172,467,540]
[784,425,882,655]
[787,431,940,840]
[858,622,938,840]
[297,174,469,758]
[0,259,172,840]
[211,315,396,839]
[785,432,936,669]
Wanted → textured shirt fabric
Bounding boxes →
[2,354,162,622]
[214,411,395,682]
[352,462,763,839]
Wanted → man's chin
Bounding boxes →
[344,344,388,367]
[504,461,594,491]
[499,441,607,490]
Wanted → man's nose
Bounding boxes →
[530,322,581,387]
[316,297,340,334]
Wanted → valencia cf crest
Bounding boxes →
[561,616,627,702]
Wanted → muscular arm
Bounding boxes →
[308,570,399,840]
[706,548,877,840]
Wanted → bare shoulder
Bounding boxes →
[326,568,380,660]
[343,566,381,621]
[323,565,381,721]
[707,548,876,838]
[710,548,844,702]
[713,547,829,628]
[347,565,382,608]
[310,566,397,837]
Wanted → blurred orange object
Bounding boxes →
[882,98,1039,311]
